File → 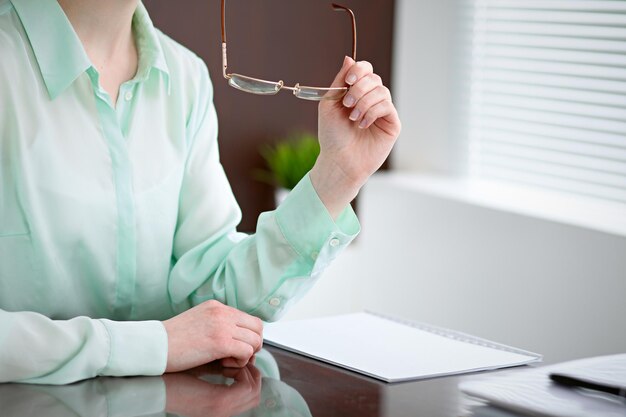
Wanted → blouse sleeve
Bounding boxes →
[167,64,360,321]
[0,309,167,384]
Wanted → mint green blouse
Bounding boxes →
[0,0,359,384]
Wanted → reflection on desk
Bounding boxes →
[0,345,537,417]
[0,349,311,417]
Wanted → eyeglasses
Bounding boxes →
[221,0,357,101]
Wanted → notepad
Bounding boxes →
[460,354,626,417]
[263,312,541,382]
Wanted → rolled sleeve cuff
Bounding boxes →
[274,172,360,266]
[98,319,168,377]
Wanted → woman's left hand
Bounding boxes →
[310,56,401,218]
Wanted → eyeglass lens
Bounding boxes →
[228,74,281,95]
[228,74,347,100]
[295,86,347,101]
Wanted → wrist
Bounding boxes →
[309,155,363,219]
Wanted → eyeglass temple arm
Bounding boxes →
[221,0,229,79]
[332,3,357,61]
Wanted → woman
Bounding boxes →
[0,0,401,384]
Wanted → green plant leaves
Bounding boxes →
[255,132,320,190]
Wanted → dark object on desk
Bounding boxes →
[550,372,626,399]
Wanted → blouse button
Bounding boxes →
[269,297,281,307]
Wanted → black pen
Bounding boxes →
[550,372,626,399]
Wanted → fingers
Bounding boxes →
[234,309,263,353]
[221,339,254,368]
[221,351,255,368]
[342,73,381,108]
[219,302,264,354]
[221,327,259,368]
[330,58,374,90]
[221,354,255,368]
[233,326,263,354]
[344,60,374,86]
[235,310,264,335]
[357,100,399,131]
[337,60,398,131]
[222,357,246,368]
[345,85,390,126]
[329,56,355,88]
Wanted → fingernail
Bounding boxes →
[349,108,361,121]
[346,74,357,85]
[343,94,355,107]
[359,118,369,129]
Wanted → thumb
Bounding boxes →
[329,56,355,88]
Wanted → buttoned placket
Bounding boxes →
[116,81,139,138]
[87,68,138,319]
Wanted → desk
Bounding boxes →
[0,345,527,417]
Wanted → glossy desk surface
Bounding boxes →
[1,345,528,417]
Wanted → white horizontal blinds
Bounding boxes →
[468,0,626,203]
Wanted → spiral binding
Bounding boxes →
[366,310,542,360]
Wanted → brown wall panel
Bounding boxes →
[144,0,395,231]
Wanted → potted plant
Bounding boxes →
[256,131,320,206]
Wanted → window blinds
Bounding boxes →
[468,0,626,203]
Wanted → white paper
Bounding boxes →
[461,354,626,417]
[263,312,541,382]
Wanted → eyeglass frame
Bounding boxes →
[220,0,357,100]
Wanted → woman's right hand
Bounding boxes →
[162,300,263,372]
